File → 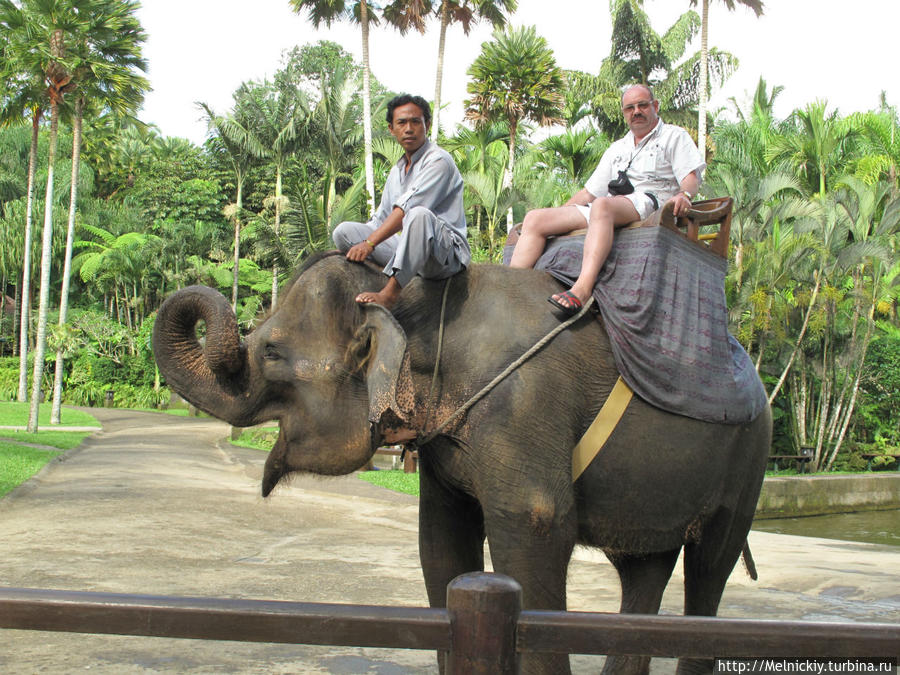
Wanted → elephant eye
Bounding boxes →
[263,344,282,362]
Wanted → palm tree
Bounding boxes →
[689,0,763,161]
[777,181,899,471]
[308,62,364,226]
[0,0,49,403]
[536,128,609,187]
[73,222,162,331]
[289,0,408,217]
[599,0,737,139]
[819,177,900,469]
[465,25,564,230]
[559,69,614,130]
[429,0,517,140]
[444,122,507,246]
[767,101,860,198]
[234,79,310,305]
[5,0,91,431]
[849,96,900,191]
[49,0,147,424]
[717,76,785,177]
[198,102,259,311]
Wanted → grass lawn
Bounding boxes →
[359,470,420,496]
[0,441,62,497]
[0,402,100,427]
[0,402,99,498]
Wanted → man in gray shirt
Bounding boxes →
[333,94,471,308]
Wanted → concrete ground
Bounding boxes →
[1,409,898,674]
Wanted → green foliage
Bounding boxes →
[3,11,899,473]
[231,426,279,451]
[0,357,22,401]
[853,333,900,446]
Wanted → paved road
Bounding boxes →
[1,409,898,674]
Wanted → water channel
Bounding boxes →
[752,509,900,547]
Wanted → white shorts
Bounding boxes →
[575,192,658,223]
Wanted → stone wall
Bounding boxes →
[756,473,900,519]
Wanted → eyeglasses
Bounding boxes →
[622,101,653,114]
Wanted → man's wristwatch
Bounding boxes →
[364,239,376,249]
[681,190,693,200]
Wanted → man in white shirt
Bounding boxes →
[508,84,705,316]
[333,94,470,308]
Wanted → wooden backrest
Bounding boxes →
[627,196,733,259]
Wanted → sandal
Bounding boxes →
[548,290,584,316]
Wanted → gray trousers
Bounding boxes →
[332,206,469,287]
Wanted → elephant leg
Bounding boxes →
[419,461,484,674]
[417,461,486,674]
[601,549,681,675]
[418,467,486,609]
[677,509,754,675]
[482,492,578,675]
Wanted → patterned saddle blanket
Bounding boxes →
[504,225,768,424]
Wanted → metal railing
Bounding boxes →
[2,573,898,673]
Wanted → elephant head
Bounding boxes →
[152,254,415,495]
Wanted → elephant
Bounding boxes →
[153,251,772,675]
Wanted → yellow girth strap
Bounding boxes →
[572,376,633,481]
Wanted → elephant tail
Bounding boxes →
[741,540,758,580]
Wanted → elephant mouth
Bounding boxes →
[261,430,289,497]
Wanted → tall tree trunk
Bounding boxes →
[697,0,710,162]
[505,118,516,232]
[271,166,283,307]
[360,1,375,217]
[121,285,133,332]
[51,97,84,425]
[797,367,808,446]
[767,270,821,404]
[232,178,242,312]
[18,111,41,402]
[431,1,450,142]
[27,101,60,433]
[12,280,20,357]
[326,169,336,225]
[825,304,875,470]
[811,332,832,470]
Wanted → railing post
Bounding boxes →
[446,572,522,674]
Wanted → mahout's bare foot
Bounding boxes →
[355,277,402,308]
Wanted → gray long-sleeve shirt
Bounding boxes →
[368,139,468,246]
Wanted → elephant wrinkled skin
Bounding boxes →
[153,252,772,675]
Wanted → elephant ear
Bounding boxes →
[354,304,415,427]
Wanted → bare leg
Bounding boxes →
[509,206,587,269]
[356,276,402,308]
[565,196,639,305]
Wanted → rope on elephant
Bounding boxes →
[416,294,596,448]
[422,276,453,436]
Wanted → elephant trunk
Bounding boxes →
[152,285,259,427]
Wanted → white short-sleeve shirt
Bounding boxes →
[584,120,706,204]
